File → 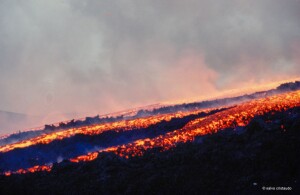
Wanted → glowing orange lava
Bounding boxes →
[4,165,52,176]
[2,90,300,176]
[0,110,207,153]
[70,91,300,162]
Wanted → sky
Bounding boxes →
[1,0,300,122]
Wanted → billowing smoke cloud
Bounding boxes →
[0,0,300,132]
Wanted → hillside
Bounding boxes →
[0,105,299,194]
[0,83,299,194]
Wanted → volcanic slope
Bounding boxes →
[0,90,299,178]
[0,91,299,194]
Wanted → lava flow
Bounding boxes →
[70,90,300,161]
[2,90,300,176]
[0,109,207,153]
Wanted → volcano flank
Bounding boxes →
[0,81,300,194]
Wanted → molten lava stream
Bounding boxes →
[0,109,208,153]
[4,165,52,176]
[3,90,300,176]
[70,91,300,162]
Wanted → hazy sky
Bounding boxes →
[1,0,300,117]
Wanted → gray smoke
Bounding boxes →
[1,0,300,133]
